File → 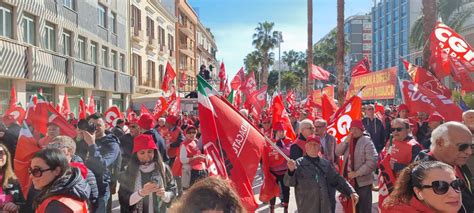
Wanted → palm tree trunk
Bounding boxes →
[336,0,345,106]
[422,0,437,69]
[262,52,269,87]
[307,0,313,95]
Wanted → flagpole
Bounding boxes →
[263,136,291,162]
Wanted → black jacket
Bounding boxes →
[362,117,385,153]
[119,133,134,170]
[415,150,473,213]
[34,167,90,212]
[71,155,99,207]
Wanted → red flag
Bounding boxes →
[223,78,231,98]
[242,71,257,96]
[351,56,371,77]
[374,102,385,121]
[321,93,338,122]
[449,56,474,92]
[179,71,187,89]
[140,104,151,115]
[4,106,26,124]
[326,93,362,143]
[104,106,123,128]
[310,64,330,81]
[9,85,17,109]
[126,106,136,121]
[14,122,41,198]
[400,80,463,121]
[219,62,227,92]
[259,144,281,203]
[28,102,77,138]
[430,22,474,67]
[162,62,176,92]
[230,67,245,90]
[168,96,181,117]
[271,95,296,140]
[285,90,296,110]
[61,93,71,118]
[234,89,242,109]
[87,96,95,115]
[198,76,263,211]
[378,137,397,210]
[402,59,452,97]
[244,85,267,116]
[152,97,168,119]
[78,97,87,119]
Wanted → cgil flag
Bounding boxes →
[162,62,176,92]
[351,56,371,77]
[230,67,246,90]
[103,106,123,128]
[310,64,330,81]
[197,75,263,211]
[402,58,452,98]
[326,92,363,144]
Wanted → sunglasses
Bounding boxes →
[28,167,53,177]
[390,127,405,132]
[419,179,464,195]
[457,143,473,152]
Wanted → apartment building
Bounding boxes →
[0,0,132,114]
[196,22,218,80]
[344,14,372,76]
[130,0,177,97]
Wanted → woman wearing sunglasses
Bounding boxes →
[118,134,177,213]
[383,160,464,213]
[30,148,90,212]
[0,144,23,212]
[176,126,208,190]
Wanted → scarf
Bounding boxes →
[134,163,161,213]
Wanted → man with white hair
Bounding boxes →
[462,110,474,176]
[290,119,314,160]
[415,121,473,213]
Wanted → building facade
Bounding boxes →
[0,0,132,114]
[175,0,198,93]
[130,0,177,98]
[371,0,422,78]
[344,14,372,76]
[196,22,218,79]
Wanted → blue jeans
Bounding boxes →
[95,190,110,213]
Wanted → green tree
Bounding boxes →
[410,0,474,50]
[252,21,282,87]
[282,50,302,71]
[281,71,301,91]
[267,71,279,92]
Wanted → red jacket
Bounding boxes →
[389,137,422,174]
[180,138,206,170]
[165,127,183,158]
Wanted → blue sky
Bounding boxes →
[188,0,374,78]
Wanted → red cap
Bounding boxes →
[133,134,157,153]
[273,122,285,131]
[398,104,409,112]
[166,115,179,125]
[137,113,155,130]
[306,135,321,144]
[427,114,444,123]
[350,119,365,131]
[185,125,197,133]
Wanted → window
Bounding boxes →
[62,30,71,56]
[63,0,75,10]
[111,50,117,70]
[110,12,117,33]
[44,23,56,51]
[98,4,106,28]
[363,43,371,51]
[146,17,154,38]
[101,46,108,67]
[119,54,125,72]
[168,34,174,56]
[131,5,141,35]
[147,60,155,87]
[0,4,13,38]
[132,54,142,84]
[77,36,85,60]
[91,42,97,64]
[158,26,165,49]
[159,64,164,83]
[22,13,36,45]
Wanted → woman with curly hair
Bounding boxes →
[383,160,464,213]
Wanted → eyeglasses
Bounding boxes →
[304,126,315,130]
[390,127,405,132]
[457,143,473,152]
[419,179,464,195]
[28,167,53,177]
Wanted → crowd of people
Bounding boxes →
[0,102,472,213]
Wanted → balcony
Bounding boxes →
[179,23,194,39]
[131,27,145,43]
[179,43,194,58]
[147,38,158,51]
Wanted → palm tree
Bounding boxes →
[410,0,474,50]
[336,0,345,105]
[422,0,437,69]
[282,50,301,71]
[252,22,282,87]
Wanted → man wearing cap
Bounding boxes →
[137,113,168,164]
[462,110,474,180]
[285,135,358,212]
[362,104,386,153]
[420,113,444,149]
[290,119,314,160]
[164,115,185,167]
[415,121,473,213]
[38,122,61,148]
[336,119,377,213]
